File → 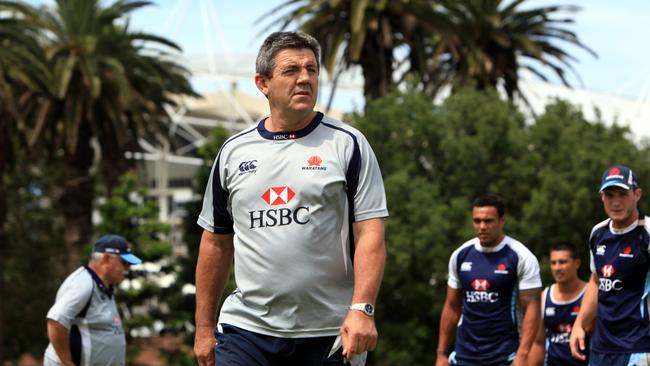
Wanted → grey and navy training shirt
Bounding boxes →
[44,266,125,366]
[198,112,388,338]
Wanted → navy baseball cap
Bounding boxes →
[599,165,639,192]
[94,235,142,265]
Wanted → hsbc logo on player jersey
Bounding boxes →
[602,264,615,277]
[619,246,634,258]
[550,324,572,344]
[472,279,489,291]
[273,133,297,140]
[599,264,623,292]
[249,186,310,229]
[494,263,509,274]
[262,186,295,205]
[466,279,498,303]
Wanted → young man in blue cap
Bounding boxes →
[43,234,142,366]
[570,165,650,365]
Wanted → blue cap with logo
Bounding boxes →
[599,165,639,192]
[94,234,142,265]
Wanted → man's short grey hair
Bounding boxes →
[256,31,321,78]
[90,252,105,263]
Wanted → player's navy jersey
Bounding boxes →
[448,236,541,361]
[542,284,588,366]
[198,112,388,338]
[589,216,650,353]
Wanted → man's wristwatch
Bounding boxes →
[349,303,375,317]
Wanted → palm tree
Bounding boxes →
[18,0,197,271]
[434,0,596,100]
[0,1,53,360]
[260,0,455,100]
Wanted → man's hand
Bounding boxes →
[194,325,216,366]
[435,353,450,366]
[569,324,588,361]
[340,310,377,360]
[511,352,528,366]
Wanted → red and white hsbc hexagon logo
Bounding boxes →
[472,279,490,291]
[601,264,615,278]
[249,186,309,229]
[261,186,295,205]
[599,264,623,292]
[466,279,498,303]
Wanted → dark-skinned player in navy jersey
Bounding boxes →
[570,165,650,366]
[436,193,542,366]
[529,242,588,366]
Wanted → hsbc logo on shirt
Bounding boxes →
[249,186,310,229]
[550,324,572,344]
[466,279,498,303]
[599,264,623,292]
[262,186,295,205]
[472,279,489,291]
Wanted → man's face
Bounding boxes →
[472,206,505,247]
[550,250,580,284]
[106,254,130,285]
[256,48,319,122]
[601,186,641,227]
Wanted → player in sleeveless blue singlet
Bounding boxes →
[530,243,588,366]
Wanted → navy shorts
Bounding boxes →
[449,351,515,366]
[589,350,650,366]
[214,323,347,366]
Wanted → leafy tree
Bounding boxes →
[350,88,650,365]
[176,127,232,344]
[433,0,596,100]
[1,148,65,361]
[95,172,177,360]
[0,1,53,360]
[7,0,197,271]
[260,0,455,99]
[352,87,529,364]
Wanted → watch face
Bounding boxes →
[364,304,374,315]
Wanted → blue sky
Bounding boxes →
[29,1,650,111]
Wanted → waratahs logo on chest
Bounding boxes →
[619,246,634,258]
[466,279,498,303]
[249,186,310,229]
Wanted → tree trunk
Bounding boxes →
[0,133,8,366]
[359,30,394,100]
[60,122,95,272]
[100,141,134,197]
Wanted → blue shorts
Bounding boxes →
[214,323,346,366]
[589,350,650,366]
[449,351,515,366]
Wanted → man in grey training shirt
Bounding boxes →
[43,234,142,366]
[194,31,388,366]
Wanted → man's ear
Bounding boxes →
[255,73,269,97]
